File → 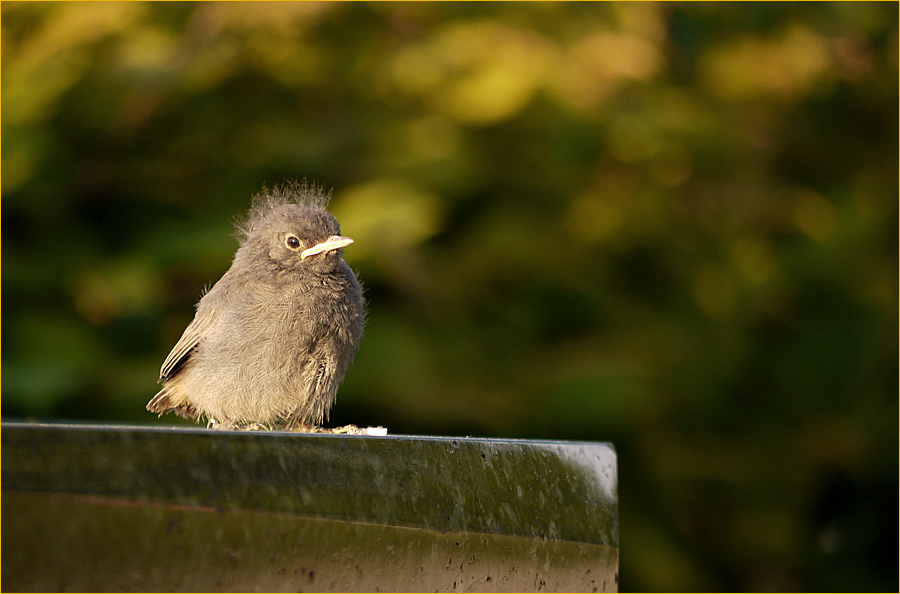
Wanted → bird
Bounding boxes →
[147,180,366,431]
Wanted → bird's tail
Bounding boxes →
[146,386,197,419]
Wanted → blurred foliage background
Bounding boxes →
[2,1,897,591]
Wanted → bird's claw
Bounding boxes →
[207,418,271,431]
[207,418,385,435]
[288,424,387,435]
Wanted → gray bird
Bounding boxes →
[147,181,365,430]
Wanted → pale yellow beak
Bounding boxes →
[300,235,354,259]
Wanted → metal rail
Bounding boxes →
[2,422,618,592]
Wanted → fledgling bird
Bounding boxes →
[147,180,365,430]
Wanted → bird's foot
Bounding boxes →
[334,424,372,434]
[207,417,229,430]
[238,423,272,431]
[287,424,388,435]
[207,418,271,431]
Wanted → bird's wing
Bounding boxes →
[158,269,239,382]
[158,313,208,382]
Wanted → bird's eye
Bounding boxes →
[286,235,302,250]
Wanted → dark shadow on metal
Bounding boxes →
[2,421,618,592]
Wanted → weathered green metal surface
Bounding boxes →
[2,422,618,592]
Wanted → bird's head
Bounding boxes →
[266,204,353,271]
[236,181,354,274]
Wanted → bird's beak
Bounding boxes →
[300,235,354,259]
